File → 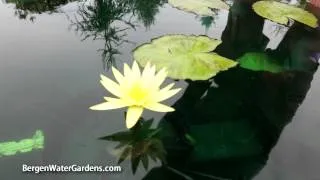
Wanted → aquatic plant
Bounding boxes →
[90,61,181,129]
[252,1,318,28]
[134,35,238,81]
[0,130,44,157]
[168,0,229,16]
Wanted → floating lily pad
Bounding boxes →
[133,35,238,80]
[253,1,318,28]
[168,0,229,16]
[238,52,285,73]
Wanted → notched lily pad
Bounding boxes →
[253,1,318,28]
[168,0,230,16]
[133,35,238,81]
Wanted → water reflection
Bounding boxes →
[151,3,318,180]
[5,0,165,69]
[197,9,221,34]
[3,0,76,20]
[125,0,166,28]
[70,0,164,70]
[200,15,216,34]
[70,0,135,69]
[100,118,166,174]
[0,0,319,179]
[215,0,268,59]
[101,1,319,179]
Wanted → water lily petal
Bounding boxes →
[104,97,129,107]
[142,62,152,79]
[131,61,141,79]
[112,67,125,84]
[89,101,124,110]
[124,63,132,77]
[126,106,144,128]
[156,88,181,102]
[150,65,156,76]
[142,63,158,87]
[144,102,175,112]
[154,68,168,87]
[100,79,122,97]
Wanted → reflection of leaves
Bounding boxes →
[238,52,285,73]
[70,0,164,70]
[100,131,132,142]
[100,119,166,174]
[131,147,141,173]
[141,153,149,169]
[118,146,131,164]
[7,0,75,20]
[253,1,318,28]
[134,35,238,80]
[200,15,218,33]
[70,0,135,70]
[129,0,165,28]
[201,16,214,29]
[237,52,314,73]
[71,0,133,41]
[169,0,229,16]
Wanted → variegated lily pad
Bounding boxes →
[253,1,318,28]
[133,35,238,80]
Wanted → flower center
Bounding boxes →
[128,82,149,105]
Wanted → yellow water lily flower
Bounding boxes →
[90,61,181,129]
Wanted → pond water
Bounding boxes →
[0,0,320,179]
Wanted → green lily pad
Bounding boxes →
[133,35,238,80]
[168,0,229,16]
[238,52,285,73]
[253,1,318,28]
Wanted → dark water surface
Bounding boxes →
[0,0,320,179]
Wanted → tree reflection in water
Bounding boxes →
[4,0,76,20]
[69,0,165,70]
